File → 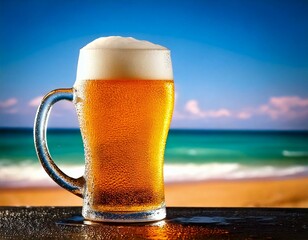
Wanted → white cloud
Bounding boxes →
[0,98,18,114]
[207,109,231,118]
[174,91,178,105]
[28,95,74,118]
[236,111,252,119]
[29,96,43,107]
[184,100,232,118]
[174,95,308,122]
[185,100,205,117]
[259,96,308,119]
[0,98,18,108]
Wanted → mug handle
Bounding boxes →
[34,88,84,197]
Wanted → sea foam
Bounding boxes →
[1,160,308,188]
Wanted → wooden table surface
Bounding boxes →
[0,207,307,239]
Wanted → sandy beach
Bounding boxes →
[1,177,308,207]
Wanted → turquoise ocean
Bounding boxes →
[1,128,308,187]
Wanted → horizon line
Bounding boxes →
[1,127,308,132]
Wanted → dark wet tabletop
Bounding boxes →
[0,207,308,239]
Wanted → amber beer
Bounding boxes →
[75,79,174,212]
[34,36,173,222]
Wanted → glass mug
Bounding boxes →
[33,37,174,222]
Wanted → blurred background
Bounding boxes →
[1,0,308,207]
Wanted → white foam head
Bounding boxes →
[75,36,173,84]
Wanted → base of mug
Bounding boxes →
[82,205,166,223]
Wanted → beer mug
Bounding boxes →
[34,36,174,222]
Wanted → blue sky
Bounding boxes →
[0,0,308,129]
